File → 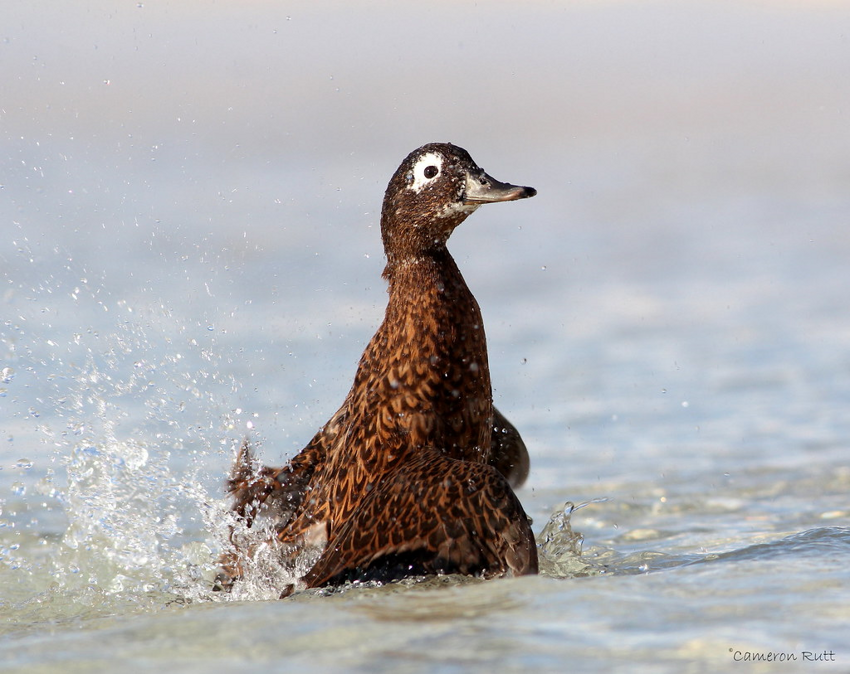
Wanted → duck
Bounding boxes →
[219,142,538,595]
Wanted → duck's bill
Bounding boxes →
[463,171,537,204]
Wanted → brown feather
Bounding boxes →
[301,448,537,589]
[218,143,537,592]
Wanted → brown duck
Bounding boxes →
[220,143,538,594]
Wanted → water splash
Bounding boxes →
[212,447,326,602]
[0,256,257,611]
[220,517,319,602]
[537,500,605,578]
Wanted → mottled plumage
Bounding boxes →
[219,143,538,594]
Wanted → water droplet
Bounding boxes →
[11,482,26,496]
[35,478,58,498]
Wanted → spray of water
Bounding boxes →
[536,500,607,578]
[0,247,310,614]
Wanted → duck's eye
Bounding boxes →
[408,153,444,192]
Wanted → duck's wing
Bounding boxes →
[225,437,321,528]
[488,406,530,488]
[226,407,349,526]
[217,410,346,590]
[301,448,538,589]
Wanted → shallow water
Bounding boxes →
[3,1,850,672]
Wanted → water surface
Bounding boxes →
[2,1,850,672]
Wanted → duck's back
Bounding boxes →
[300,249,494,538]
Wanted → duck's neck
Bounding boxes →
[368,248,493,462]
[384,249,480,328]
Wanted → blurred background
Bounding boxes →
[2,1,849,670]
[4,0,849,481]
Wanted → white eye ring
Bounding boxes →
[408,152,444,192]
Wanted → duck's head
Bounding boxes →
[380,143,536,270]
